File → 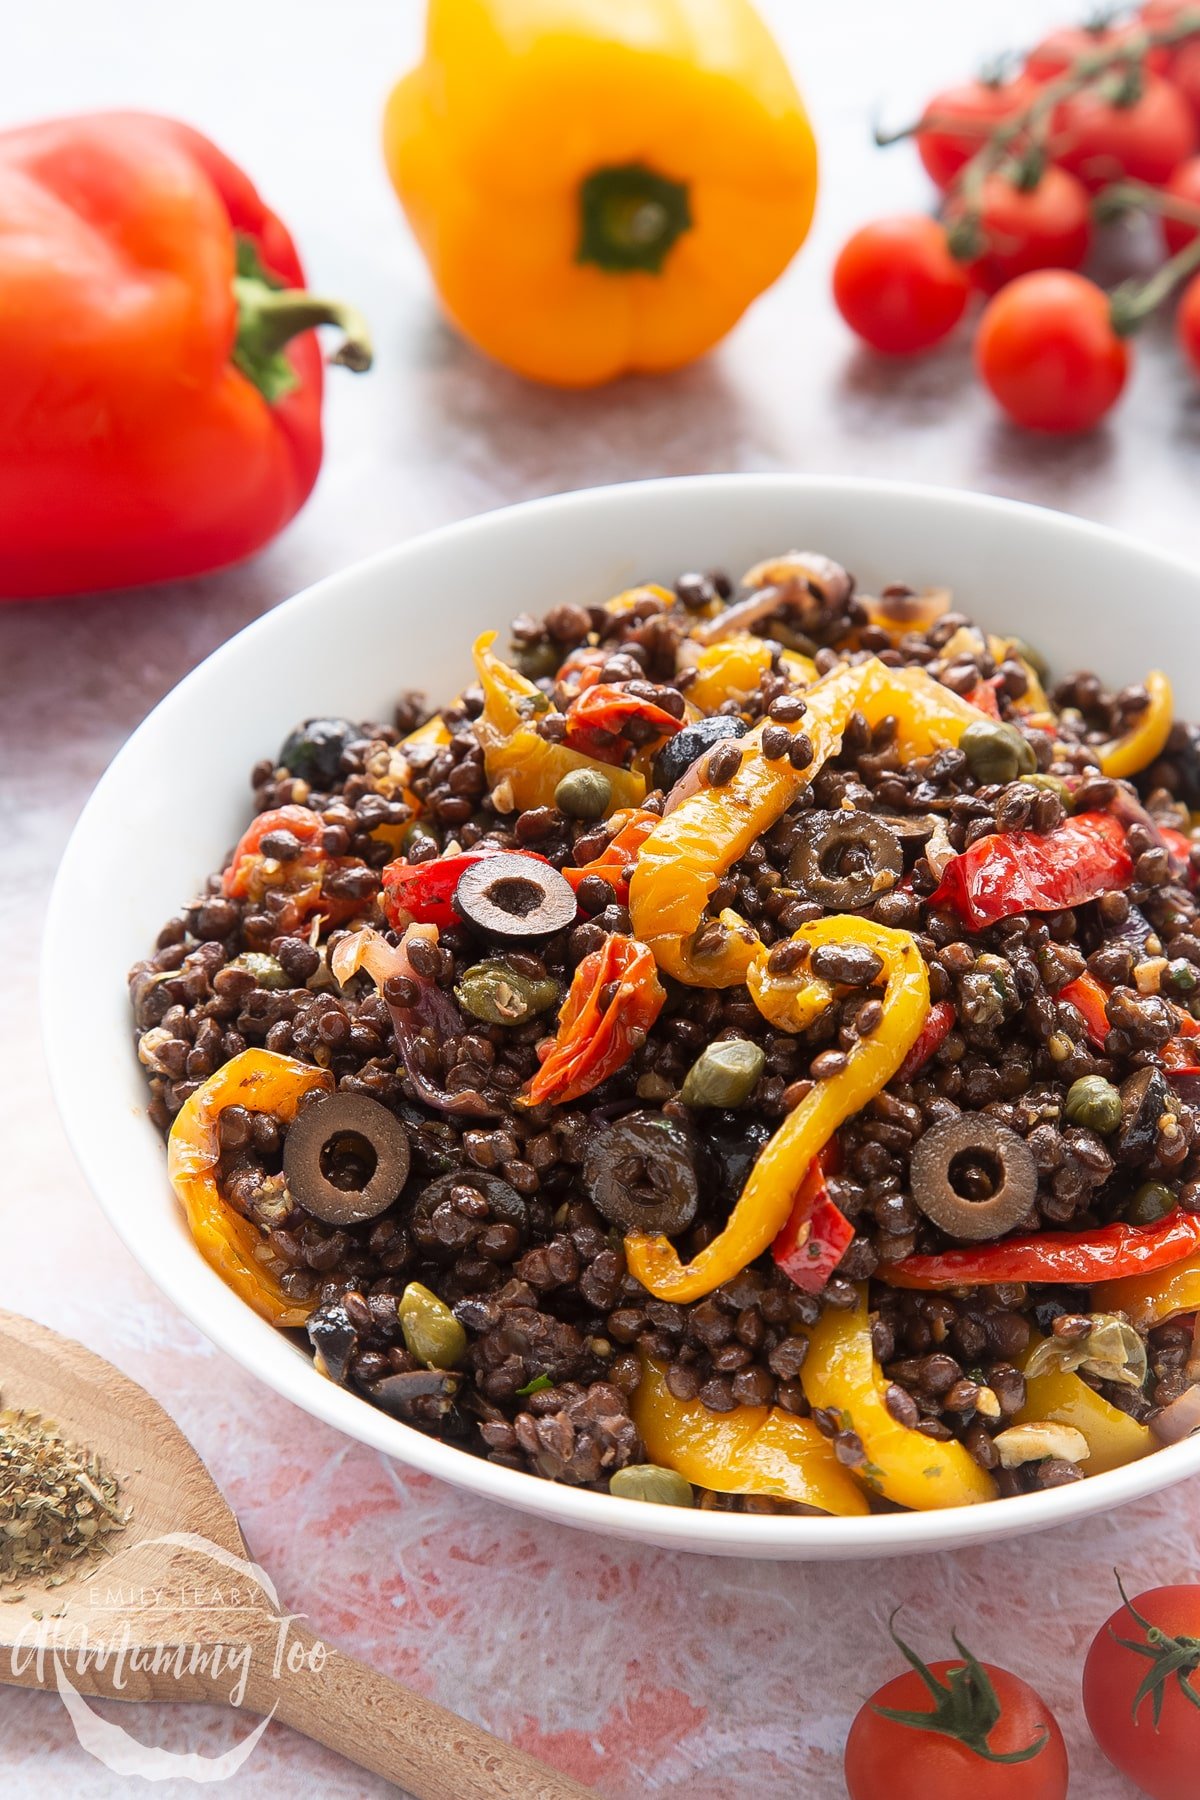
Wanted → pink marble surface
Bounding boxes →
[5,1,1200,1792]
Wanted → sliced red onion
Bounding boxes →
[923,817,956,881]
[689,584,791,647]
[1151,1380,1200,1445]
[663,755,712,816]
[331,926,503,1119]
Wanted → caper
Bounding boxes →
[513,641,562,681]
[400,819,440,859]
[1063,1075,1123,1135]
[229,951,290,991]
[554,766,613,820]
[1128,1181,1176,1225]
[456,959,559,1025]
[1164,959,1199,996]
[680,1039,765,1108]
[959,720,1038,786]
[609,1463,694,1507]
[398,1282,467,1370]
[1025,773,1074,809]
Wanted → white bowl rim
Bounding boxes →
[41,471,1200,1558]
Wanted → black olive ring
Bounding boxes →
[788,812,904,912]
[283,1093,411,1226]
[908,1114,1038,1242]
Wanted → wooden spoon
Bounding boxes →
[0,1310,597,1798]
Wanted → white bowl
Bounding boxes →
[43,474,1200,1558]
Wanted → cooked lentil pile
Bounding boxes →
[132,555,1200,1514]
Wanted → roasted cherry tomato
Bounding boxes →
[915,78,1034,190]
[524,932,665,1106]
[382,849,498,928]
[975,272,1131,433]
[833,217,971,355]
[948,166,1091,293]
[845,1617,1068,1800]
[563,682,684,761]
[1083,1579,1200,1800]
[1054,74,1196,190]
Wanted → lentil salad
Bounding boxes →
[129,554,1200,1515]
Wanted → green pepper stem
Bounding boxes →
[1109,233,1200,336]
[577,164,692,275]
[232,270,373,403]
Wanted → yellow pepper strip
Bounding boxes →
[625,919,928,1302]
[473,631,644,817]
[1098,670,1173,780]
[779,648,819,687]
[167,1049,333,1328]
[1091,1248,1200,1333]
[1016,1336,1155,1475]
[633,1357,869,1514]
[603,583,675,618]
[686,634,775,713]
[801,1288,996,1508]
[628,657,988,989]
[748,938,835,1034]
[986,636,1051,715]
[402,714,451,753]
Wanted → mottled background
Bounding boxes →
[4,1,1200,1793]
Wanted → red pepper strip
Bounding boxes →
[563,809,660,904]
[564,683,685,761]
[223,803,324,899]
[382,846,555,929]
[884,1211,1200,1290]
[896,1001,957,1081]
[928,811,1133,930]
[1162,825,1198,886]
[1059,972,1112,1048]
[772,1147,853,1295]
[524,933,665,1106]
[1162,1038,1200,1076]
[964,679,1002,720]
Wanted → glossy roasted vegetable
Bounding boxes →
[928,812,1133,930]
[625,917,928,1302]
[1016,1337,1155,1475]
[801,1289,997,1509]
[885,1212,1200,1290]
[1092,1247,1200,1331]
[1097,670,1173,779]
[167,1048,333,1326]
[524,932,665,1106]
[633,1357,869,1514]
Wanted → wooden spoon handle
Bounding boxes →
[256,1627,598,1799]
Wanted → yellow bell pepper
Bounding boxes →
[1016,1336,1155,1475]
[686,634,775,714]
[167,1049,333,1328]
[1092,1248,1200,1333]
[986,635,1051,716]
[383,0,818,388]
[625,918,928,1301]
[801,1289,997,1509]
[402,714,451,753]
[779,648,820,688]
[603,582,676,618]
[1098,670,1173,780]
[628,656,987,990]
[473,631,644,816]
[633,1357,869,1514]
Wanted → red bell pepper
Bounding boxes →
[382,846,555,929]
[563,808,660,904]
[928,811,1132,930]
[884,1211,1200,1290]
[524,933,665,1106]
[564,683,685,760]
[896,1000,957,1081]
[964,678,1003,720]
[0,112,371,599]
[1162,824,1198,885]
[772,1145,854,1295]
[1059,972,1112,1048]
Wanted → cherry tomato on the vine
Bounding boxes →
[1083,1581,1200,1800]
[947,165,1092,292]
[1160,155,1200,250]
[1025,23,1149,83]
[844,1619,1068,1800]
[915,78,1034,190]
[1141,0,1200,122]
[1177,271,1200,375]
[1054,74,1196,190]
[975,270,1131,432]
[833,216,971,355]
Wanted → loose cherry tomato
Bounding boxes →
[833,217,971,355]
[1177,269,1200,375]
[845,1618,1068,1800]
[1161,154,1200,250]
[975,271,1131,433]
[1083,1580,1200,1800]
[1054,73,1196,190]
[947,166,1092,292]
[915,78,1034,191]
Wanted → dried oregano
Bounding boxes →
[0,1393,130,1592]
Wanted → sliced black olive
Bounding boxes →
[872,812,938,849]
[909,1115,1038,1241]
[307,1298,359,1385]
[408,1169,527,1257]
[582,1111,699,1236]
[283,1093,411,1225]
[1116,1067,1172,1165]
[278,717,359,786]
[653,716,748,793]
[370,1368,459,1417]
[453,852,577,937]
[788,812,904,911]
